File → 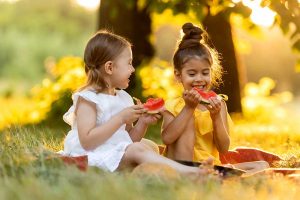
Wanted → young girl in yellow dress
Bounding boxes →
[161,22,269,174]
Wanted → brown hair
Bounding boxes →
[173,23,223,88]
[80,30,131,93]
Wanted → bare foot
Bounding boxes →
[200,157,214,172]
[131,163,181,180]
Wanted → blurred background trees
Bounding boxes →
[98,0,300,112]
[0,0,299,129]
[0,0,96,95]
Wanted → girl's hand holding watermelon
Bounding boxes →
[139,112,162,125]
[193,87,227,117]
[182,89,202,109]
[143,98,165,114]
[133,97,163,125]
[203,95,222,117]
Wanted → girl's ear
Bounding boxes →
[174,69,181,82]
[104,61,113,75]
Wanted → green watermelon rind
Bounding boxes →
[199,100,210,105]
[199,95,226,105]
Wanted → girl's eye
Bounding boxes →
[188,73,196,76]
[202,71,210,76]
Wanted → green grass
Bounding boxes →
[1,126,300,200]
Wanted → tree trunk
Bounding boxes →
[98,0,154,97]
[203,12,243,113]
[97,1,243,112]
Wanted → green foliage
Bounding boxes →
[39,90,73,128]
[0,0,96,84]
[268,0,300,51]
[147,0,300,69]
[226,2,252,18]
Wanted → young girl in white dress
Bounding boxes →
[62,30,211,177]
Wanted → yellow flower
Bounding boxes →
[0,56,86,130]
[139,59,181,99]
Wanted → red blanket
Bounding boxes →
[57,147,286,173]
[59,155,88,171]
[220,147,282,166]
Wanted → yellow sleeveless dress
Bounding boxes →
[165,97,233,164]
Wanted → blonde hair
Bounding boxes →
[80,30,131,93]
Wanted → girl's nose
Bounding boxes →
[195,74,203,81]
[131,65,135,73]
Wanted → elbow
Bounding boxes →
[162,138,172,145]
[219,147,229,154]
[78,130,97,151]
[80,139,95,151]
[161,133,175,145]
[218,139,230,154]
[81,142,93,151]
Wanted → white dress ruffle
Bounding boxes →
[62,89,134,172]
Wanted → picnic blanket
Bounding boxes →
[219,147,282,166]
[56,147,300,177]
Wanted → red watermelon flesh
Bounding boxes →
[193,87,218,104]
[144,98,165,113]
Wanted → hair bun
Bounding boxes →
[179,23,203,50]
[182,23,203,40]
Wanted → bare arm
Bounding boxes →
[127,113,161,142]
[209,100,230,153]
[76,98,144,151]
[161,107,194,145]
[76,98,123,150]
[161,90,200,145]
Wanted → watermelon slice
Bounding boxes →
[143,98,165,114]
[193,87,228,105]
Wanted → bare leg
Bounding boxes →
[232,161,269,174]
[118,142,211,178]
[140,138,159,153]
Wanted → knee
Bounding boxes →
[140,138,159,154]
[252,161,269,170]
[127,142,149,156]
[259,161,270,169]
[125,142,151,163]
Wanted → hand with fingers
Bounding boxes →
[133,97,163,125]
[204,96,222,117]
[198,157,221,181]
[139,113,162,125]
[183,89,202,109]
[119,105,147,124]
[200,157,215,171]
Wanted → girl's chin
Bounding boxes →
[118,83,129,89]
[116,79,130,89]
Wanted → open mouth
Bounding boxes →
[193,85,206,90]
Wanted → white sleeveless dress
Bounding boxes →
[62,89,134,172]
